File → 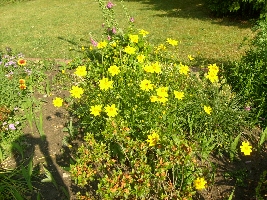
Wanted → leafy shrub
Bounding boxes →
[223,19,267,126]
[56,17,252,200]
[205,0,267,18]
[41,0,249,198]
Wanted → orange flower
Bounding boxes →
[18,59,26,66]
[19,79,25,84]
[19,84,27,90]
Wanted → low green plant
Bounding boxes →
[205,0,267,18]
[0,158,33,200]
[223,19,267,126]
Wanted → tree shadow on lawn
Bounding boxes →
[127,0,252,29]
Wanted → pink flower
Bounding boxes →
[9,124,16,130]
[106,1,114,9]
[107,35,111,40]
[90,38,98,47]
[130,17,134,22]
[112,27,116,34]
[244,106,251,111]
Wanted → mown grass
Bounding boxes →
[0,0,253,62]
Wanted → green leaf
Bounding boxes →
[259,127,267,146]
[230,133,241,161]
[12,142,24,159]
[0,147,3,163]
[21,157,33,191]
[11,188,24,200]
[228,187,235,200]
[41,165,58,189]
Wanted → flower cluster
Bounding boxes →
[90,104,118,117]
[19,79,26,90]
[206,64,219,83]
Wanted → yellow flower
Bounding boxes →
[74,65,87,77]
[174,91,184,100]
[70,86,84,98]
[143,64,154,73]
[151,62,161,74]
[194,177,207,190]
[208,64,219,74]
[146,132,160,146]
[166,38,178,46]
[139,29,149,37]
[90,105,102,116]
[99,77,113,90]
[206,72,219,83]
[17,59,26,66]
[240,141,252,156]
[137,54,146,63]
[97,41,108,49]
[62,69,65,74]
[108,65,120,76]
[124,46,136,55]
[81,46,85,51]
[188,55,194,61]
[110,41,117,47]
[53,97,63,108]
[129,34,139,43]
[150,95,158,102]
[140,79,153,91]
[156,87,168,97]
[179,63,190,75]
[155,44,166,52]
[104,104,118,117]
[204,105,212,115]
[157,96,168,103]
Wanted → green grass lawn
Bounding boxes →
[0,0,253,61]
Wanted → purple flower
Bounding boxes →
[5,61,16,67]
[9,124,16,130]
[130,17,134,22]
[112,27,116,34]
[25,69,32,75]
[106,1,114,9]
[90,38,98,47]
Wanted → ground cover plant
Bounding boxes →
[223,18,267,127]
[1,0,267,199]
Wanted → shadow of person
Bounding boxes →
[11,134,70,200]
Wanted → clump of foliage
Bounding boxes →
[205,0,267,18]
[48,1,251,199]
[223,19,267,126]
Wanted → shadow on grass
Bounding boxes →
[128,0,252,28]
[11,134,70,200]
